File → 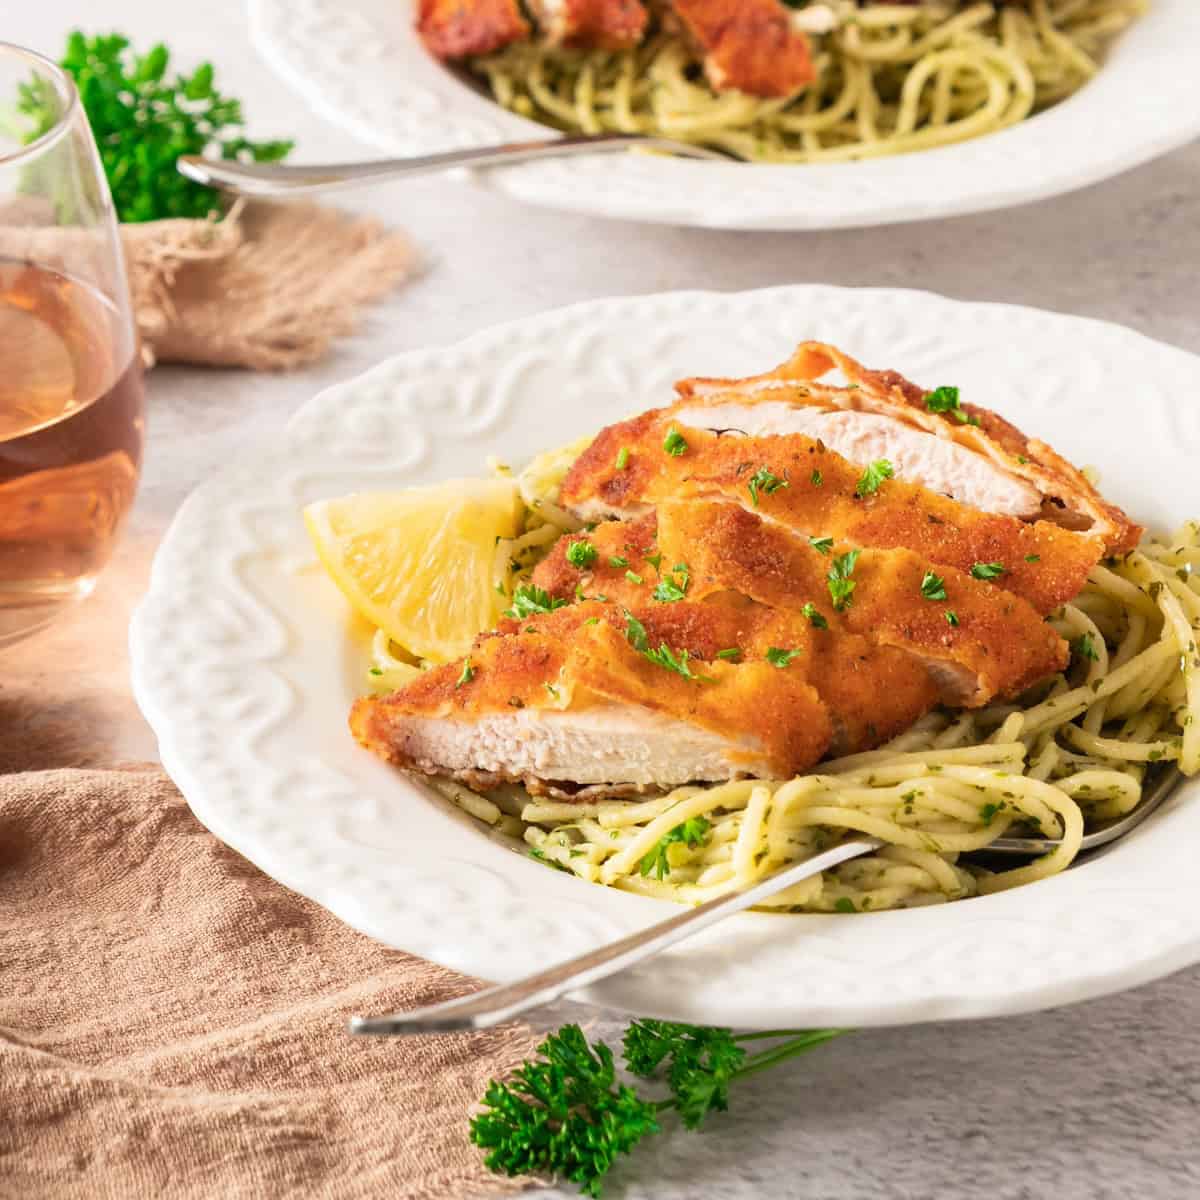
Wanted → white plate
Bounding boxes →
[249,0,1200,231]
[131,286,1200,1029]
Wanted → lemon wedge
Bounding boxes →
[304,478,523,663]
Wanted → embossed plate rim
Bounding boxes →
[131,285,1200,1028]
[248,0,1200,231]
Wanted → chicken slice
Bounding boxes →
[558,413,1104,614]
[417,0,530,60]
[501,593,940,755]
[533,507,1067,707]
[351,603,834,797]
[675,341,1141,554]
[667,0,817,97]
[528,0,649,48]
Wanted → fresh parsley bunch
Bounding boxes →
[19,31,292,223]
[471,1019,845,1195]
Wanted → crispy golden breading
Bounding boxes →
[533,504,1067,706]
[668,0,816,97]
[351,602,838,788]
[559,415,1103,614]
[417,0,529,60]
[675,341,1142,554]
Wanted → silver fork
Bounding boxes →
[177,133,735,198]
[350,766,1183,1036]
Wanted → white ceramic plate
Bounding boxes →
[249,0,1200,231]
[131,286,1200,1029]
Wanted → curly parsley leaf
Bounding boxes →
[638,817,712,880]
[1073,633,1100,662]
[854,459,894,498]
[808,535,833,555]
[652,562,690,603]
[475,1021,847,1196]
[624,611,649,652]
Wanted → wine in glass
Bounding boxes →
[0,41,144,646]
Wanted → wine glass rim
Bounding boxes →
[0,40,80,167]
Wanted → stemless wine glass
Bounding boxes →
[0,41,144,646]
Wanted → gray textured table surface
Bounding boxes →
[10,3,1200,1196]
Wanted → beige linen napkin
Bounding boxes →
[0,764,537,1199]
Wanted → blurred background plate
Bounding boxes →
[249,0,1200,231]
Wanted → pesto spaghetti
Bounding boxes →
[416,449,1197,911]
[470,0,1148,163]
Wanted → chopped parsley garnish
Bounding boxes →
[505,584,568,619]
[810,469,823,486]
[766,647,801,668]
[747,466,788,507]
[663,427,688,456]
[970,561,1006,580]
[652,562,690,603]
[827,550,860,611]
[854,459,894,498]
[624,611,649,651]
[1073,633,1100,662]
[808,535,833,555]
[368,666,382,676]
[1025,553,1041,563]
[644,642,708,681]
[715,647,742,661]
[565,540,597,569]
[609,555,629,568]
[544,682,560,700]
[834,897,857,914]
[801,602,828,629]
[615,446,630,470]
[945,610,960,627]
[643,553,663,572]
[979,802,1002,825]
[625,570,644,585]
[455,658,475,688]
[924,385,981,426]
[920,571,947,601]
[639,816,712,880]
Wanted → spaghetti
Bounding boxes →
[469,0,1148,163]
[422,496,1198,912]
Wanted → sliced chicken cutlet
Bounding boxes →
[529,0,648,48]
[674,341,1141,554]
[559,411,1103,614]
[667,0,817,97]
[351,602,835,797]
[498,594,940,755]
[533,506,1067,707]
[418,0,530,59]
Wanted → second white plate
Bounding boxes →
[250,0,1200,230]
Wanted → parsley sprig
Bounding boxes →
[854,459,894,498]
[652,562,690,603]
[471,1021,845,1196]
[20,31,292,223]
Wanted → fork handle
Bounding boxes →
[177,135,725,197]
[349,837,881,1035]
